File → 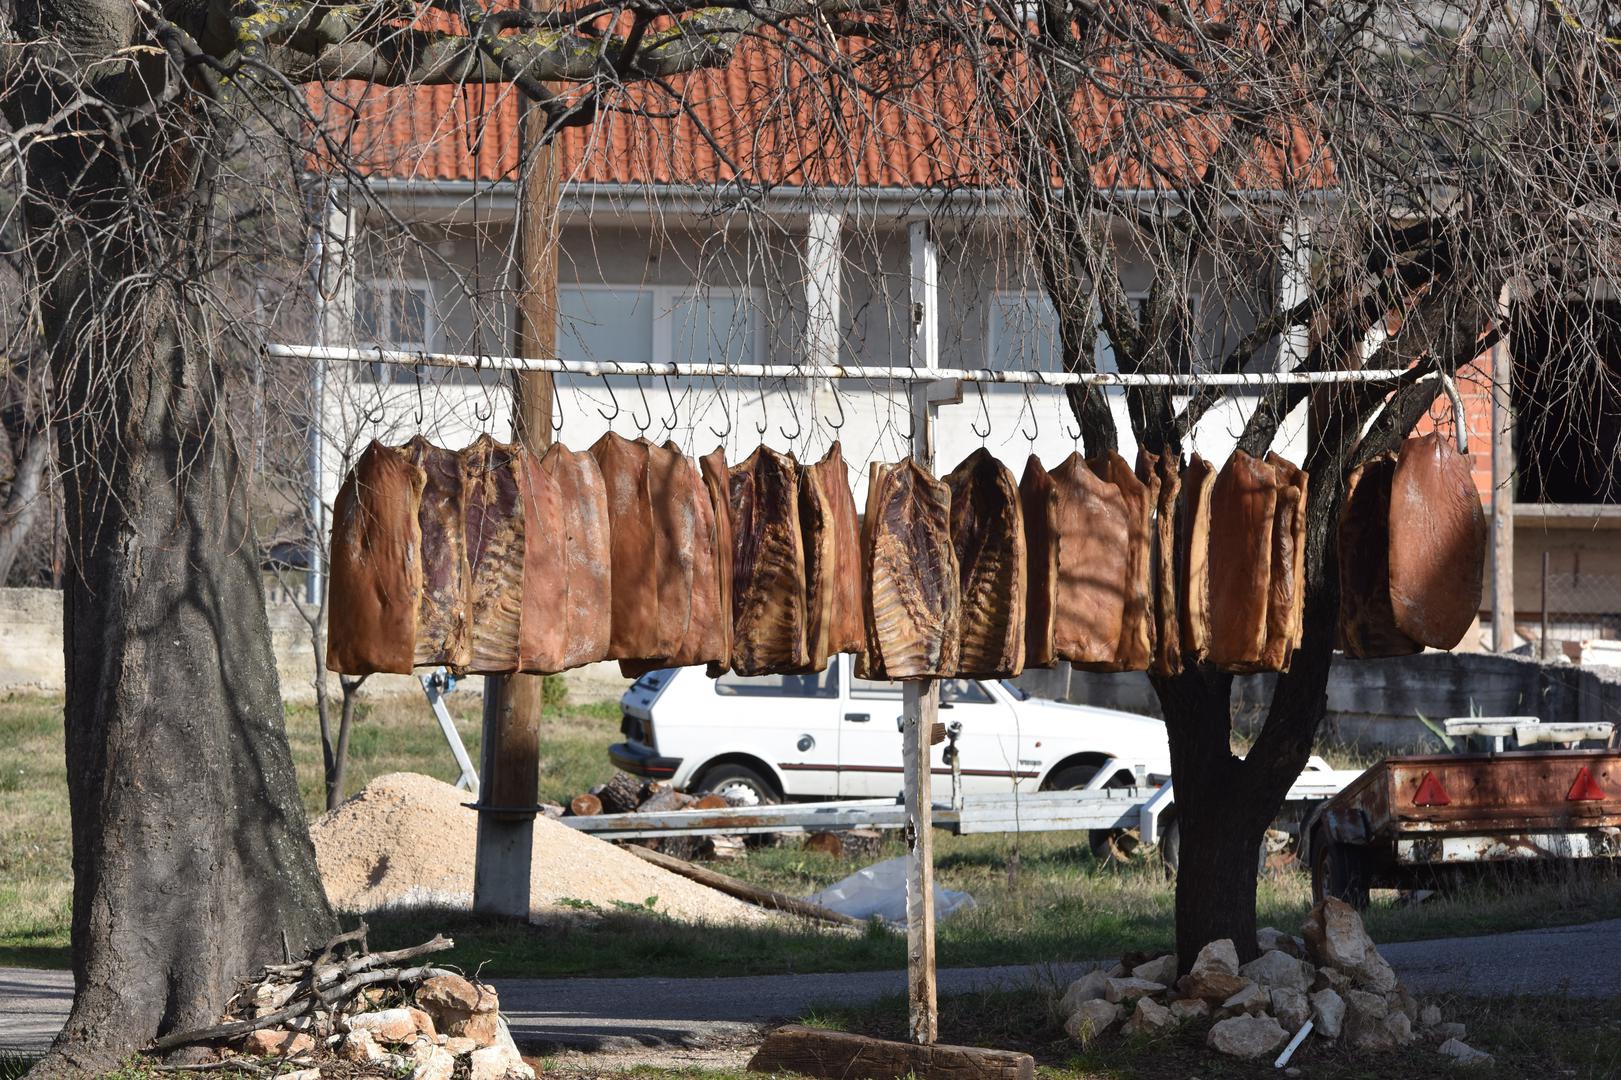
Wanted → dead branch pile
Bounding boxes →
[147,924,533,1080]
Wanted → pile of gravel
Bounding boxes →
[311,772,772,925]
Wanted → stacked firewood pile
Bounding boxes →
[147,926,533,1080]
[558,772,743,860]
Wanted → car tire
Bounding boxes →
[696,763,780,807]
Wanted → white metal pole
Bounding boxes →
[309,195,354,605]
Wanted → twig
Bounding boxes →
[150,961,459,1053]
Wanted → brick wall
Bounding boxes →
[1412,351,1497,504]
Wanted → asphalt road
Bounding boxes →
[4,918,1617,1055]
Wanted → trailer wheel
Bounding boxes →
[1311,829,1370,909]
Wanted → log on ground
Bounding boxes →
[747,1025,1035,1080]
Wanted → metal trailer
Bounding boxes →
[1301,716,1619,907]
[563,767,1361,873]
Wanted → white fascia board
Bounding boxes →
[356,177,1336,228]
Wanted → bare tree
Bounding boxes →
[3,0,1619,1071]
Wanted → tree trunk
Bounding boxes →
[1154,455,1346,970]
[0,430,51,584]
[6,57,338,1075]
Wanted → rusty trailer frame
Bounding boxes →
[1305,746,1621,904]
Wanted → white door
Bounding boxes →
[838,671,1024,797]
[711,666,842,797]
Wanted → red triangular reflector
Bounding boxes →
[1567,766,1606,802]
[1413,770,1451,806]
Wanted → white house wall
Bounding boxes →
[314,213,1309,510]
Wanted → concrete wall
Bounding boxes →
[1018,652,1621,752]
[0,588,631,706]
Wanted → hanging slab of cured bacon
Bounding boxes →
[460,435,528,674]
[700,448,735,676]
[862,458,960,679]
[1262,453,1308,672]
[515,446,568,673]
[1176,454,1216,664]
[1337,454,1418,658]
[1387,432,1488,650]
[798,451,838,673]
[1097,450,1154,674]
[1019,455,1059,670]
[326,441,426,675]
[1204,449,1278,671]
[535,443,612,672]
[622,444,726,676]
[645,438,697,656]
[799,442,864,673]
[728,445,810,675]
[591,432,669,660]
[1140,448,1182,677]
[1218,453,1307,674]
[820,444,865,660]
[1048,452,1129,667]
[945,447,1026,678]
[400,436,473,671]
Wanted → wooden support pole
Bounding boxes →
[901,225,951,1045]
[473,67,558,918]
[900,679,938,1046]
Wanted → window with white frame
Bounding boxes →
[557,284,764,367]
[355,280,433,383]
[989,289,1199,375]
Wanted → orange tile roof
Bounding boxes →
[311,20,1329,192]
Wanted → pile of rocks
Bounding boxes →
[228,972,533,1080]
[1058,899,1493,1066]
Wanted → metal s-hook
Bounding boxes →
[660,375,679,433]
[708,376,733,440]
[754,382,769,437]
[550,392,564,437]
[970,376,991,442]
[1019,372,1040,444]
[412,366,425,427]
[781,387,803,442]
[473,395,493,423]
[826,379,846,431]
[596,375,620,422]
[630,375,653,434]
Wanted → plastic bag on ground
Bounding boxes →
[806,855,976,924]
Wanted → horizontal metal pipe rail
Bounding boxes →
[265,343,1411,387]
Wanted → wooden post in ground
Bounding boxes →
[473,77,557,917]
[900,220,954,1046]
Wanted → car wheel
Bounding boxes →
[1310,827,1371,909]
[697,763,780,807]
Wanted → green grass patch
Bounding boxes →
[4,691,1621,980]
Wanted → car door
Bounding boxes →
[838,670,1022,797]
[710,665,841,797]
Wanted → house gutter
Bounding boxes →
[354,177,1336,226]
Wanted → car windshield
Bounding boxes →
[999,680,1029,701]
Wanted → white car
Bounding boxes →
[608,656,1173,806]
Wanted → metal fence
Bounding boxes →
[1537,562,1621,659]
